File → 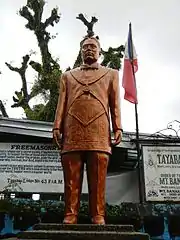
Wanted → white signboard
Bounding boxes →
[0,143,88,193]
[142,145,180,201]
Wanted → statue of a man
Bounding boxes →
[53,35,122,225]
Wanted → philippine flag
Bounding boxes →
[122,23,138,104]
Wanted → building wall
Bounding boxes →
[106,170,140,204]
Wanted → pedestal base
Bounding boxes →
[17,223,150,240]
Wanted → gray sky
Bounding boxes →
[0,0,180,134]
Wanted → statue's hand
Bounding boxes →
[53,129,62,150]
[112,130,122,146]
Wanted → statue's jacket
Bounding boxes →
[54,65,122,154]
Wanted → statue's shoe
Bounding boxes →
[91,215,105,225]
[63,215,77,224]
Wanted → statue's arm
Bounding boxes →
[109,70,122,133]
[53,73,67,133]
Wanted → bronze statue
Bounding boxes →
[53,16,122,225]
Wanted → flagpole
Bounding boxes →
[129,23,144,203]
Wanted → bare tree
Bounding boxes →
[6,0,61,121]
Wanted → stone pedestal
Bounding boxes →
[17,223,149,240]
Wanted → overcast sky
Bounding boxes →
[0,0,180,134]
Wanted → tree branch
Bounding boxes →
[76,13,98,36]
[5,63,20,73]
[27,0,45,23]
[19,6,35,30]
[19,0,61,77]
[44,8,60,28]
[5,54,31,109]
[29,60,42,73]
[0,100,8,117]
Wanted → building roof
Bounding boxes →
[0,117,52,139]
[0,117,179,149]
[1,117,180,170]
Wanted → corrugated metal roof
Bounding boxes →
[0,116,176,149]
[0,117,52,138]
[1,117,180,171]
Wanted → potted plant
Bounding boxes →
[118,203,143,231]
[167,204,180,238]
[105,203,122,224]
[143,204,165,237]
[13,210,39,230]
[40,200,64,223]
[105,203,143,230]
[0,199,11,231]
[10,199,40,230]
[78,202,91,224]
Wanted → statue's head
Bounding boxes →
[80,36,101,65]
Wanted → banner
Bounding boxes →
[142,145,180,201]
[0,143,88,193]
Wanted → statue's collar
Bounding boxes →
[80,62,100,70]
[70,65,110,85]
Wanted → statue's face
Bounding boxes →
[81,38,100,64]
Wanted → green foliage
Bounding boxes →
[0,199,12,213]
[0,199,140,218]
[28,64,62,121]
[101,46,125,70]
